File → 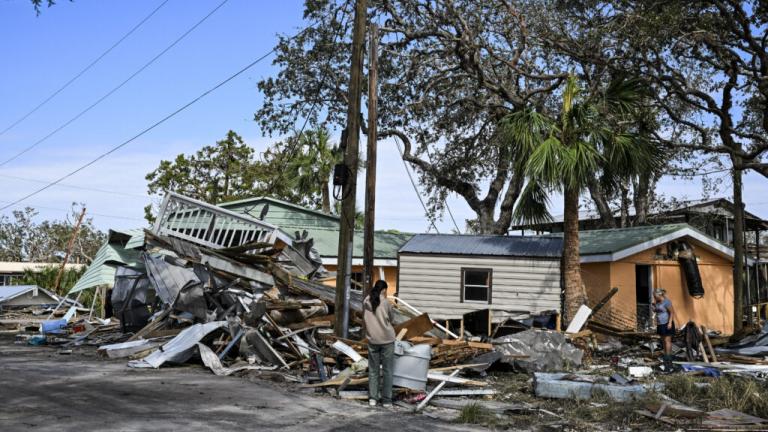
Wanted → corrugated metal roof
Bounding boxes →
[554,223,691,255]
[0,285,59,304]
[68,242,143,294]
[399,234,563,258]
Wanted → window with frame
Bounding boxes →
[462,268,492,303]
[350,272,364,291]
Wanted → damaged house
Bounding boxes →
[217,196,412,294]
[397,224,741,337]
[396,234,563,331]
[578,224,740,336]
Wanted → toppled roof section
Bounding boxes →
[399,234,563,258]
[0,285,59,306]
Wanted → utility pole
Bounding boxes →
[334,0,367,337]
[54,207,86,293]
[363,24,379,300]
[732,158,745,332]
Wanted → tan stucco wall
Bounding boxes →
[322,264,398,296]
[582,237,734,335]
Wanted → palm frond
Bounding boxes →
[526,135,567,188]
[511,180,554,226]
[500,109,553,156]
[561,139,602,191]
[603,77,648,115]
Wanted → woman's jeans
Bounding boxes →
[367,342,394,403]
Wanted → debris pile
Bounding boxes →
[5,192,767,428]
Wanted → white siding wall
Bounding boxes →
[398,254,561,321]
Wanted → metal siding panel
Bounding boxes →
[397,254,561,320]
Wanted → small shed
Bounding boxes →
[397,234,563,324]
[0,285,59,309]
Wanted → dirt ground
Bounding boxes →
[0,336,484,432]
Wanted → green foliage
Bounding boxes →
[145,129,341,222]
[504,74,659,226]
[145,131,260,212]
[18,265,86,296]
[0,204,105,264]
[261,128,341,214]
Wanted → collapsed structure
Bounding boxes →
[3,192,767,428]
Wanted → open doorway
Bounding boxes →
[635,265,653,331]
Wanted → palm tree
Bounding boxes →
[286,128,341,214]
[504,75,661,322]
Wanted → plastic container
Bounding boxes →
[392,340,431,391]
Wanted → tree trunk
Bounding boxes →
[321,181,331,214]
[619,181,630,228]
[731,158,745,334]
[633,172,651,225]
[586,177,616,228]
[476,205,496,234]
[562,185,586,323]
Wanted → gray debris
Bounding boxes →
[493,329,584,372]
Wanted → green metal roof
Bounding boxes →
[219,196,413,259]
[220,197,339,230]
[67,230,144,294]
[306,228,413,259]
[549,223,695,256]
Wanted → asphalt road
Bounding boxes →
[0,336,482,432]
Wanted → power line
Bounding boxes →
[393,135,440,233]
[0,0,229,168]
[0,173,147,199]
[0,200,145,222]
[0,46,281,212]
[0,0,172,138]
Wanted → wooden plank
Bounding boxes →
[416,370,460,412]
[393,313,433,341]
[427,373,487,386]
[701,325,718,362]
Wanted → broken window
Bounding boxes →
[462,268,492,303]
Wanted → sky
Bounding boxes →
[0,0,766,235]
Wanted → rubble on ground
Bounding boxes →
[3,191,767,429]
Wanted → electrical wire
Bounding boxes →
[0,0,229,167]
[0,46,280,212]
[393,135,440,233]
[0,200,145,222]
[0,173,147,199]
[0,0,172,138]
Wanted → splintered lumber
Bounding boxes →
[127,308,171,342]
[430,340,493,367]
[272,266,363,313]
[200,251,275,286]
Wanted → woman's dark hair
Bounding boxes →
[370,280,388,312]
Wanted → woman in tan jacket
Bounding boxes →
[363,280,395,408]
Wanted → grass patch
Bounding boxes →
[662,374,768,418]
[455,403,498,426]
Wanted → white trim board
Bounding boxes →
[579,227,750,264]
[321,257,398,267]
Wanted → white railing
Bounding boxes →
[152,192,285,250]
